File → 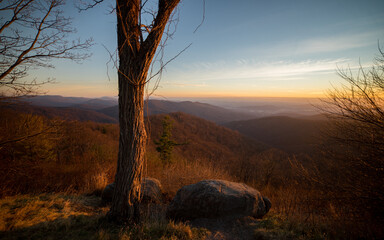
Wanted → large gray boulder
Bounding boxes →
[101,177,163,203]
[166,179,271,220]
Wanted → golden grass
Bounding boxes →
[147,157,235,197]
[0,194,106,232]
[0,194,208,240]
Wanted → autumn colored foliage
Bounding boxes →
[0,106,383,238]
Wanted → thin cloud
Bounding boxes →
[163,81,207,87]
[297,32,375,55]
[244,31,381,58]
[171,58,352,82]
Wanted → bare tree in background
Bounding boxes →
[317,47,384,219]
[322,48,384,160]
[0,0,92,99]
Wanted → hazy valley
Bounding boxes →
[19,95,329,154]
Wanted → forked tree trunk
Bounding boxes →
[108,0,180,223]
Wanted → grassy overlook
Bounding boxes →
[1,101,383,239]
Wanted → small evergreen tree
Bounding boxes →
[154,116,179,165]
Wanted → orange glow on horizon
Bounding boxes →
[150,90,326,99]
[46,88,326,99]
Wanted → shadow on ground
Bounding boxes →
[0,214,121,240]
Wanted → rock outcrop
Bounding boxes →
[101,177,163,203]
[167,179,271,220]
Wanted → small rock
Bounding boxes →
[101,177,163,203]
[101,183,115,203]
[141,177,163,203]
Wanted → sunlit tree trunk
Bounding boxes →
[111,81,146,221]
[108,0,180,222]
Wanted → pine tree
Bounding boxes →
[154,116,179,165]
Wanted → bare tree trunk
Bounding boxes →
[108,0,143,222]
[108,0,180,223]
[110,79,146,222]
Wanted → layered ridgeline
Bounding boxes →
[11,95,330,155]
[20,96,255,124]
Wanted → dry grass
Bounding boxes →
[2,149,382,239]
[0,162,116,197]
[147,157,235,197]
[254,185,384,239]
[0,194,106,232]
[0,194,208,240]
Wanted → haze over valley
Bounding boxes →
[23,95,323,121]
[12,95,329,155]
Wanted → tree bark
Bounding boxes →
[108,0,180,223]
[110,79,146,222]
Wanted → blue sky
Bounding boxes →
[36,0,384,98]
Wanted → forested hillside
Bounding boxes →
[225,115,329,153]
[1,101,383,239]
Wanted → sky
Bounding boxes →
[33,0,384,98]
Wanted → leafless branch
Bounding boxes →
[193,0,205,33]
[0,0,93,98]
[318,46,384,174]
[77,0,104,12]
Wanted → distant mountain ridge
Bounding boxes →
[7,95,330,154]
[99,100,255,124]
[23,95,93,107]
[8,104,118,123]
[72,99,118,110]
[24,95,118,109]
[22,95,256,124]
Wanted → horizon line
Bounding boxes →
[37,94,326,100]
